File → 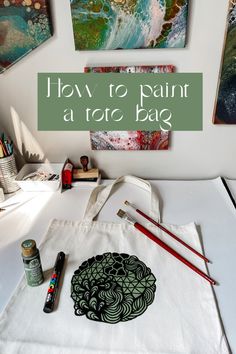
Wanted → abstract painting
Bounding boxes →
[85,65,174,150]
[89,131,170,151]
[0,0,52,74]
[70,0,189,50]
[85,65,175,74]
[214,0,236,124]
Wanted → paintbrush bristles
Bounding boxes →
[117,209,126,219]
[117,209,136,225]
[124,201,136,210]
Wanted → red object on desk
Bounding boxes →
[62,159,73,189]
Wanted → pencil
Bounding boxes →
[0,144,4,158]
[0,139,7,157]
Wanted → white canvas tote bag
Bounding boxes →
[0,176,230,354]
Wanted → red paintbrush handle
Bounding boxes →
[134,222,216,285]
[137,209,209,263]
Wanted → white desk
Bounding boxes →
[0,178,236,352]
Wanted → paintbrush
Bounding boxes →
[117,209,216,285]
[124,201,209,263]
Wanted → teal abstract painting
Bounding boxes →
[0,0,52,74]
[70,0,189,50]
[214,0,236,124]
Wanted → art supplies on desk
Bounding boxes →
[125,200,210,262]
[71,174,101,187]
[62,155,101,189]
[117,209,216,285]
[0,133,13,158]
[62,159,74,189]
[0,176,229,354]
[0,154,19,193]
[72,155,101,187]
[43,252,65,313]
[0,132,19,193]
[16,164,62,192]
[21,239,44,287]
[22,171,59,182]
[73,168,99,181]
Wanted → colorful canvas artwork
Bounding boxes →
[85,65,175,74]
[85,65,174,151]
[0,0,52,74]
[214,0,236,124]
[70,0,189,50]
[89,131,170,151]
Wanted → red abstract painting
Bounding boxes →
[85,66,174,151]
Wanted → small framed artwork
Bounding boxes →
[70,0,189,50]
[85,65,175,151]
[213,0,236,124]
[0,0,53,74]
[89,131,170,151]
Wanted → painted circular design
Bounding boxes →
[71,253,156,324]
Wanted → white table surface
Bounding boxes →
[0,177,236,352]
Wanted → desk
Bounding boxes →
[0,178,236,352]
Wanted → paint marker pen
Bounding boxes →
[43,251,65,313]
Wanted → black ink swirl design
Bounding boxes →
[71,253,156,324]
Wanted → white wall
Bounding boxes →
[0,0,235,179]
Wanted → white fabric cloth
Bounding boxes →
[0,176,230,354]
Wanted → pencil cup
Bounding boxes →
[0,154,20,193]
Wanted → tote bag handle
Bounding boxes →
[83,175,160,222]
